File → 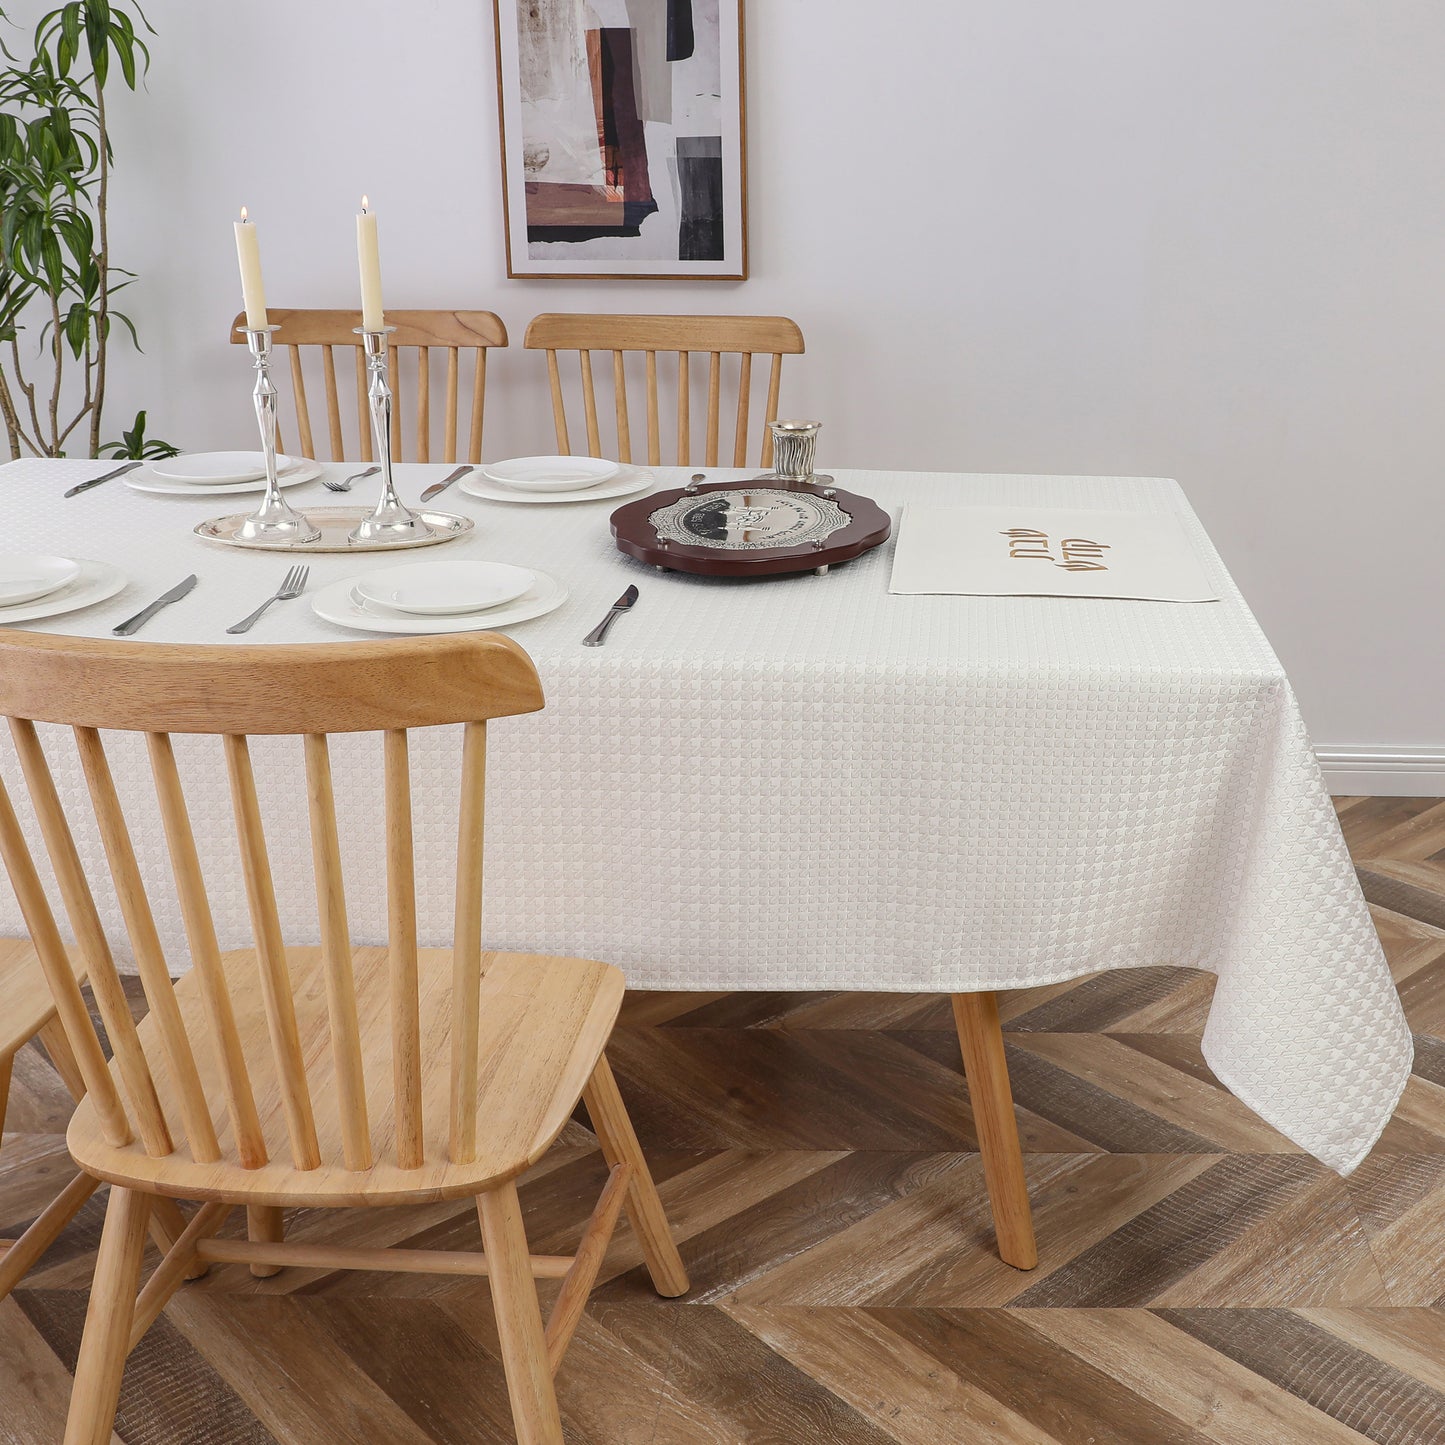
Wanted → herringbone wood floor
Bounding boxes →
[4,795,1445,1443]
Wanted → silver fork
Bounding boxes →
[323,464,380,493]
[226,565,309,634]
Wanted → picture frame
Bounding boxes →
[492,0,748,280]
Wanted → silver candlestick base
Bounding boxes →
[235,325,320,544]
[351,327,427,543]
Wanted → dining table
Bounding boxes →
[0,455,1413,1178]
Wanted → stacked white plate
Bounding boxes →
[460,455,653,505]
[311,560,567,634]
[0,554,127,625]
[128,450,322,496]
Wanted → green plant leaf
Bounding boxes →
[58,6,80,74]
[62,297,87,355]
[100,407,179,459]
[110,22,134,87]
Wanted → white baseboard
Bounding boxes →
[1316,749,1445,797]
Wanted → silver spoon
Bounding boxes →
[324,464,381,494]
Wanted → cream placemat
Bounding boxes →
[890,505,1219,601]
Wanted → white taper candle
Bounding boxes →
[357,196,384,331]
[233,207,268,330]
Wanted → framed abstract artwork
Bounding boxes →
[492,0,747,279]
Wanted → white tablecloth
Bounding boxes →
[0,458,1412,1173]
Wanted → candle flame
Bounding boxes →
[361,195,369,213]
[240,205,249,222]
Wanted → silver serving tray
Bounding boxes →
[194,506,473,553]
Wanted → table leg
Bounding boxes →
[951,991,1037,1270]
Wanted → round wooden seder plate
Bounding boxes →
[609,479,891,578]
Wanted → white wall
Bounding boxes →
[11,0,1445,762]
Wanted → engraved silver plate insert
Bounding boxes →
[648,488,852,551]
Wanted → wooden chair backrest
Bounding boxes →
[523,313,805,470]
[229,309,508,464]
[0,631,544,1176]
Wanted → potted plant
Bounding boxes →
[0,0,175,459]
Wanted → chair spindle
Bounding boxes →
[705,352,721,468]
[763,353,783,467]
[74,727,220,1163]
[287,347,315,459]
[733,352,752,467]
[676,352,690,464]
[322,345,344,461]
[0,772,130,1146]
[304,734,372,1170]
[416,347,431,462]
[612,351,631,464]
[224,735,322,1172]
[469,349,487,464]
[355,349,372,463]
[388,347,402,457]
[8,719,171,1156]
[645,351,660,466]
[545,349,569,455]
[147,733,268,1169]
[449,721,487,1164]
[444,348,460,465]
[580,350,601,457]
[385,729,423,1168]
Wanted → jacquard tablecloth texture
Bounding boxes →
[0,459,1412,1173]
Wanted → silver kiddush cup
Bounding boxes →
[769,419,822,483]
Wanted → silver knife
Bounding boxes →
[112,574,198,636]
[582,584,639,646]
[419,464,475,503]
[64,460,143,497]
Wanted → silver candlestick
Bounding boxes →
[351,327,427,543]
[235,325,319,544]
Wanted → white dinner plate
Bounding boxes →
[0,559,127,625]
[460,465,655,506]
[149,450,299,484]
[311,569,567,634]
[126,459,322,497]
[0,554,82,606]
[482,455,620,492]
[354,560,536,616]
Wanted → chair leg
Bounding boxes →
[64,1186,150,1445]
[0,1168,101,1300]
[35,1018,207,1283]
[142,1199,209,1282]
[477,1183,564,1445]
[581,1053,688,1297]
[37,1017,86,1102]
[951,991,1037,1270]
[246,1206,285,1278]
[0,1048,13,1147]
[0,1049,12,1257]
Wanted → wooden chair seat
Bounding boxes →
[1,938,69,1051]
[68,946,624,1208]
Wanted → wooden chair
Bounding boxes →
[228,309,508,463]
[0,630,687,1445]
[523,313,805,469]
[0,946,202,1301]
